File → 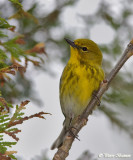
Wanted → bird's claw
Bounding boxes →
[67,127,80,141]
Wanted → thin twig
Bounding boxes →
[53,39,133,160]
[7,112,50,128]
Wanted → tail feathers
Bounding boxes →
[51,126,66,150]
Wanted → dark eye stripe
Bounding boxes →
[82,47,87,51]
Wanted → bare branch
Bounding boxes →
[7,111,51,128]
[53,39,133,160]
[4,130,21,141]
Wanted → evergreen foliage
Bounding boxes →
[0,0,48,159]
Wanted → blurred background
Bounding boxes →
[0,0,133,159]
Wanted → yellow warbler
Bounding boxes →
[51,38,104,149]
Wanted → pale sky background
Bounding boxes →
[5,0,133,159]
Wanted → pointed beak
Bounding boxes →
[64,38,77,48]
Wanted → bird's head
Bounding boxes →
[65,38,103,66]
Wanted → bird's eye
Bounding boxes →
[82,47,87,51]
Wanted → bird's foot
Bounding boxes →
[92,91,101,106]
[67,127,80,141]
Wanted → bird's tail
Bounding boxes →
[51,125,66,150]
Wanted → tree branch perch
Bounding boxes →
[53,39,133,160]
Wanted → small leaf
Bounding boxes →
[0,145,7,154]
[3,38,26,61]
[15,38,26,45]
[0,31,8,38]
[9,9,39,24]
[11,61,26,75]
[9,26,16,32]
[9,154,17,159]
[7,128,18,132]
[0,61,8,69]
[0,49,8,60]
[20,100,30,107]
[26,42,46,54]
[9,0,22,9]
[0,17,12,28]
[0,141,16,147]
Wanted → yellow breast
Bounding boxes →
[60,62,104,119]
